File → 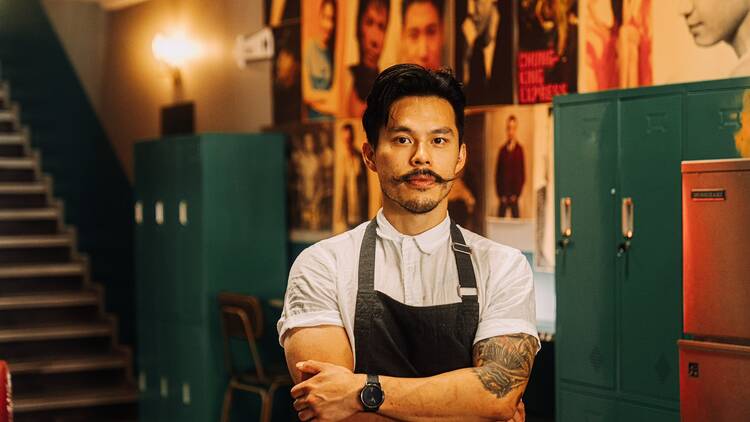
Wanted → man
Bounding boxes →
[401,0,444,69]
[278,64,539,421]
[679,0,750,76]
[339,122,368,228]
[348,0,390,117]
[495,115,525,219]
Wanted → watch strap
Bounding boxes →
[367,374,380,385]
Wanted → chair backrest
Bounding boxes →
[218,292,266,380]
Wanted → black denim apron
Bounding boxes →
[353,219,480,377]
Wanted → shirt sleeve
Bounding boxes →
[276,245,344,347]
[474,250,541,353]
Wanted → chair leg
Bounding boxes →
[221,384,234,422]
[259,391,272,422]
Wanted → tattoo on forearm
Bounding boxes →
[472,334,536,399]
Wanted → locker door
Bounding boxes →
[174,138,204,325]
[134,142,159,422]
[555,100,618,389]
[153,140,177,323]
[558,389,616,422]
[618,95,682,402]
[175,324,214,422]
[685,89,744,160]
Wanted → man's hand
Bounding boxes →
[291,360,367,422]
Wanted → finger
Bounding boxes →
[290,383,308,399]
[298,408,315,421]
[293,397,309,412]
[296,360,326,374]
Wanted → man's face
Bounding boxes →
[506,118,517,141]
[303,133,315,152]
[367,96,466,214]
[469,0,494,34]
[320,2,335,45]
[360,2,388,68]
[401,2,443,69]
[679,0,750,46]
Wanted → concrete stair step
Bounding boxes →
[0,233,71,249]
[0,321,111,343]
[8,351,128,375]
[0,182,45,195]
[0,289,97,310]
[0,207,56,221]
[13,385,138,413]
[0,262,83,279]
[0,156,32,169]
[0,133,24,145]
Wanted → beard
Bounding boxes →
[382,181,452,214]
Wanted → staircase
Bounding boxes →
[0,81,138,420]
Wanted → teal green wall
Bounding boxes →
[0,0,135,345]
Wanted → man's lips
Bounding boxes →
[405,175,436,188]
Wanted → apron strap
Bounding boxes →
[450,221,478,301]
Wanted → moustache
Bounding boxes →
[393,169,458,184]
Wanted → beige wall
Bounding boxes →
[101,0,271,181]
[43,0,109,115]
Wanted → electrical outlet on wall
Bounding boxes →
[235,27,274,68]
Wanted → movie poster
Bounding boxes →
[272,23,302,124]
[450,112,485,234]
[301,0,347,120]
[265,0,300,26]
[484,105,537,251]
[455,0,514,106]
[287,122,335,241]
[532,105,554,270]
[651,0,744,84]
[517,0,578,104]
[332,119,381,233]
[579,0,652,92]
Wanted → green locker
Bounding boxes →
[555,100,618,390]
[554,78,749,421]
[134,133,288,422]
[618,94,682,402]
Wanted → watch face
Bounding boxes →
[361,385,384,409]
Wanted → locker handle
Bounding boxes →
[558,197,572,250]
[618,197,634,256]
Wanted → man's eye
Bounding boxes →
[434,137,447,145]
[396,137,411,144]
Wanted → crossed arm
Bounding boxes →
[283,325,537,421]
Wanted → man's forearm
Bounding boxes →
[377,367,523,421]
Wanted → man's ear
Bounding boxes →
[362,142,377,172]
[455,142,467,174]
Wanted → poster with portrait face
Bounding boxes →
[455,0,514,106]
[286,121,335,242]
[301,0,347,120]
[272,23,302,125]
[651,0,743,84]
[265,0,300,27]
[332,119,382,233]
[517,0,578,104]
[578,0,653,92]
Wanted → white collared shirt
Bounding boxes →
[277,209,540,360]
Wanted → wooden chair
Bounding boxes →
[218,292,292,422]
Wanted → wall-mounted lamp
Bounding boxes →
[152,31,202,86]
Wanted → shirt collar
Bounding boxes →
[375,209,451,255]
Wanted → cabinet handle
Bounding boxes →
[558,197,572,250]
[155,201,164,225]
[134,201,143,225]
[179,200,188,226]
[160,376,168,397]
[618,197,634,256]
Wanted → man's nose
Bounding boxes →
[410,141,432,166]
[676,0,694,16]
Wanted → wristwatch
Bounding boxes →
[359,374,384,412]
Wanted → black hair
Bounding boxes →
[342,122,354,135]
[357,0,390,45]
[507,114,517,123]
[401,0,444,23]
[362,63,465,149]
